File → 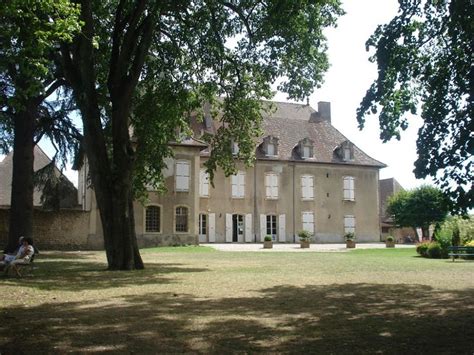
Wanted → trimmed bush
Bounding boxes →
[416,242,430,257]
[427,242,443,259]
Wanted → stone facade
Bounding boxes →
[83,101,385,246]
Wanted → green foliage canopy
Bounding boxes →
[357,0,473,212]
[387,185,450,233]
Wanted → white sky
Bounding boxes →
[1,0,431,190]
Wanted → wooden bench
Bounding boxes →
[448,246,474,262]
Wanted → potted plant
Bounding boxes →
[298,230,312,248]
[263,235,273,249]
[344,232,356,248]
[385,235,395,248]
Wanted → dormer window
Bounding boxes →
[299,138,314,159]
[337,141,354,162]
[263,136,279,157]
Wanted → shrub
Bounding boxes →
[386,236,395,242]
[264,236,272,242]
[464,240,474,247]
[416,241,430,257]
[344,232,355,241]
[298,230,312,241]
[427,242,443,259]
[434,229,452,258]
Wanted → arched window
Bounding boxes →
[145,205,161,233]
[175,206,189,232]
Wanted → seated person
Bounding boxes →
[0,236,24,265]
[2,237,35,274]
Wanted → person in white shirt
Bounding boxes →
[3,237,35,274]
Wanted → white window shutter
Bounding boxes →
[231,175,238,198]
[267,143,274,156]
[278,214,286,242]
[308,176,314,199]
[176,161,190,191]
[208,213,216,242]
[245,214,253,242]
[238,172,245,197]
[200,169,209,197]
[225,214,232,242]
[260,214,266,242]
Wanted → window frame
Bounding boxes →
[301,174,315,200]
[265,172,279,200]
[231,171,246,199]
[175,160,190,192]
[266,215,277,241]
[175,205,189,233]
[144,204,162,234]
[302,211,315,234]
[199,168,210,198]
[344,215,355,234]
[343,176,355,201]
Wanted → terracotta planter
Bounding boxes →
[300,240,310,248]
[346,240,356,248]
[263,241,273,249]
[386,241,395,248]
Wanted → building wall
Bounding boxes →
[82,147,382,246]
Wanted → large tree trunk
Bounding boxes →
[6,107,35,253]
[61,0,144,270]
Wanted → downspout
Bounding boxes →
[292,163,296,243]
[254,161,258,242]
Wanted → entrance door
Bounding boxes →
[199,214,207,243]
[232,214,244,242]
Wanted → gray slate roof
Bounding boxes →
[193,100,385,168]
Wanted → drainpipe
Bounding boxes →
[292,163,296,243]
[254,161,258,243]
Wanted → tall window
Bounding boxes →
[266,215,277,241]
[231,171,245,198]
[175,206,188,232]
[301,175,314,200]
[175,160,190,192]
[343,176,355,201]
[145,206,160,233]
[265,173,278,199]
[199,169,210,197]
[199,214,207,235]
[344,215,355,234]
[302,212,314,234]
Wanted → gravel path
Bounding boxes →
[202,243,415,252]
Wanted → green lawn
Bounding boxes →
[1,247,473,353]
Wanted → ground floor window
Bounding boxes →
[145,205,160,233]
[302,212,314,234]
[199,214,207,236]
[176,206,188,232]
[344,215,355,234]
[266,215,277,241]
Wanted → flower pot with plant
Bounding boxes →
[344,232,356,248]
[385,235,395,248]
[298,230,312,248]
[263,235,273,249]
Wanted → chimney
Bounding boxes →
[203,102,212,129]
[318,101,331,123]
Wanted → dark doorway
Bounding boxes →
[232,214,244,242]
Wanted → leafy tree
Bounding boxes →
[357,0,473,212]
[0,0,82,252]
[387,185,450,239]
[59,0,344,270]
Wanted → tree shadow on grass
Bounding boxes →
[0,258,209,291]
[1,283,473,354]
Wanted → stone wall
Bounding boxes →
[0,208,91,250]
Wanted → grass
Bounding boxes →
[0,247,473,354]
